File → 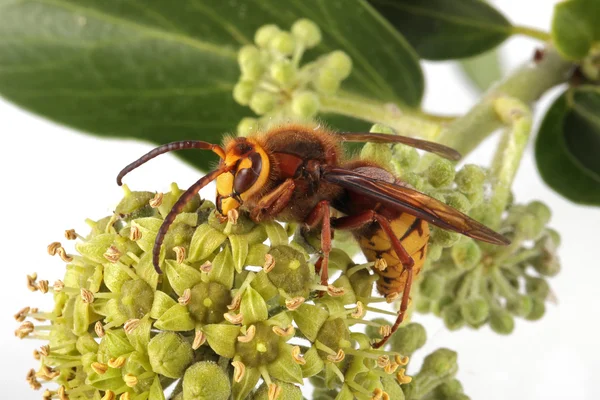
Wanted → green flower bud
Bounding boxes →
[183,361,230,400]
[154,304,195,331]
[431,228,461,248]
[400,171,426,191]
[270,31,296,55]
[415,297,432,313]
[525,297,546,321]
[531,252,560,277]
[203,324,241,358]
[489,308,514,334]
[115,189,156,217]
[241,286,269,325]
[507,295,533,317]
[442,304,464,330]
[291,90,320,118]
[445,192,471,214]
[450,238,481,269]
[389,322,427,355]
[188,281,231,324]
[460,298,489,326]
[315,319,350,358]
[393,144,420,173]
[361,143,392,166]
[526,200,551,226]
[255,24,280,48]
[515,214,544,240]
[267,246,311,297]
[427,158,455,188]
[233,80,256,106]
[117,279,154,319]
[313,68,341,94]
[420,273,445,299]
[525,277,550,299]
[238,45,261,66]
[271,59,297,86]
[253,381,302,400]
[324,51,352,80]
[427,243,443,262]
[544,228,561,247]
[422,348,458,378]
[291,18,322,48]
[237,117,260,137]
[455,164,486,194]
[249,91,277,115]
[236,322,279,367]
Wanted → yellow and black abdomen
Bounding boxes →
[358,213,430,295]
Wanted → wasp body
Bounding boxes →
[117,124,509,347]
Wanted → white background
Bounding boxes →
[2,1,599,399]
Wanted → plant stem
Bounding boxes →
[512,25,552,42]
[319,91,442,139]
[488,97,532,229]
[428,46,573,158]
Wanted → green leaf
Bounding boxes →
[552,0,600,60]
[459,48,504,92]
[0,0,422,171]
[535,87,600,205]
[369,0,512,60]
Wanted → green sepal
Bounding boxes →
[76,233,117,264]
[241,287,268,326]
[104,261,131,293]
[150,290,177,320]
[264,221,288,246]
[250,270,279,300]
[86,365,124,390]
[154,304,195,331]
[127,315,152,353]
[131,218,162,253]
[76,334,99,354]
[292,304,329,342]
[229,234,249,273]
[73,296,91,336]
[188,224,227,262]
[135,252,160,290]
[148,375,166,400]
[208,246,235,288]
[267,343,304,384]
[245,243,269,266]
[301,346,324,378]
[202,324,241,358]
[163,259,203,297]
[98,329,135,362]
[232,364,261,400]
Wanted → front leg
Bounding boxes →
[250,179,295,222]
[305,200,332,287]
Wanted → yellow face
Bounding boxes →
[216,138,270,216]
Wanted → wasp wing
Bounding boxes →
[337,132,461,161]
[323,168,510,246]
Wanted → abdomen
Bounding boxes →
[357,213,430,295]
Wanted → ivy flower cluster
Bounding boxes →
[361,125,560,334]
[16,183,468,400]
[233,19,352,135]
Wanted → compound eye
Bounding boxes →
[233,152,262,194]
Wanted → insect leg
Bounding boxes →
[332,211,415,348]
[249,179,295,222]
[305,200,332,287]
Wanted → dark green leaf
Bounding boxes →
[459,48,504,92]
[535,88,600,205]
[0,0,423,171]
[552,0,600,60]
[369,0,512,60]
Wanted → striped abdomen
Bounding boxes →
[357,213,430,295]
